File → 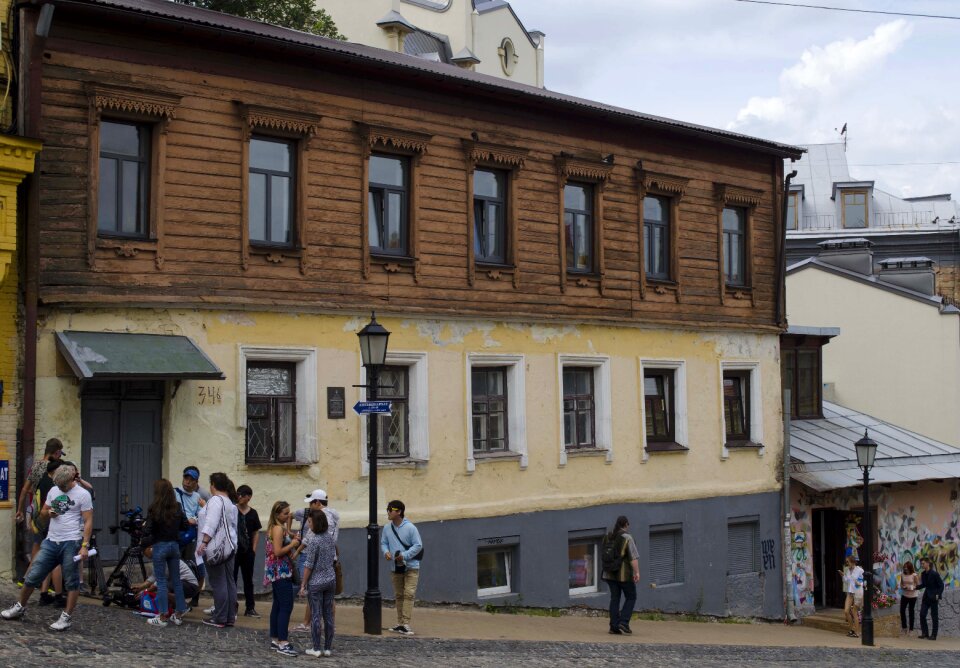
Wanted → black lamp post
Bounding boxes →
[855,429,878,647]
[358,312,390,635]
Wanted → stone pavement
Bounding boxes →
[1,581,958,667]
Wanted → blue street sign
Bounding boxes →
[353,400,392,415]
[0,460,8,502]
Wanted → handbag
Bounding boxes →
[334,546,343,595]
[390,522,424,561]
[174,488,199,547]
[204,497,237,567]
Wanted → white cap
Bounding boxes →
[304,489,328,504]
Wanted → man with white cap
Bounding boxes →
[290,489,340,632]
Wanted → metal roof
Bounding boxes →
[790,401,960,491]
[55,0,802,159]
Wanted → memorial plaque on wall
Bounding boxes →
[327,387,345,419]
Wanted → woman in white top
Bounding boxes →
[839,555,865,638]
[195,472,239,628]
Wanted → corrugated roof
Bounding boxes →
[55,0,802,159]
[790,401,960,491]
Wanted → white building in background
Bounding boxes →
[318,0,545,87]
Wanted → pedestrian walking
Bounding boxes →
[899,560,919,635]
[291,489,339,633]
[233,484,262,618]
[600,515,640,635]
[298,510,337,658]
[14,439,66,592]
[176,465,207,607]
[265,500,301,657]
[380,499,422,636]
[143,478,190,627]
[195,472,238,629]
[918,556,944,640]
[839,556,864,638]
[1,464,93,631]
[32,459,66,607]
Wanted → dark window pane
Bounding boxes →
[723,375,748,439]
[477,550,509,589]
[644,372,671,440]
[249,173,267,241]
[386,192,403,250]
[368,191,382,248]
[250,138,290,172]
[797,350,820,416]
[100,121,141,156]
[474,169,501,198]
[277,400,295,460]
[270,175,291,243]
[98,157,118,231]
[370,154,405,187]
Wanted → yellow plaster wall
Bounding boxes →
[33,309,783,530]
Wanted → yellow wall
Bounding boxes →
[787,266,960,446]
[32,309,783,532]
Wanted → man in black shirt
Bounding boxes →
[918,556,944,640]
[233,484,262,618]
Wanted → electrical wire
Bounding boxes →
[731,0,960,20]
[848,162,960,167]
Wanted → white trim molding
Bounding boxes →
[718,359,764,459]
[237,345,318,464]
[359,351,429,476]
[465,353,528,473]
[557,354,613,466]
[639,358,688,461]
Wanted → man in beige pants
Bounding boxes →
[380,499,423,635]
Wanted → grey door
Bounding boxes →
[81,381,163,561]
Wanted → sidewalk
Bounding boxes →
[81,594,960,651]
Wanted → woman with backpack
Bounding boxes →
[600,515,640,635]
[195,472,239,629]
[144,478,189,627]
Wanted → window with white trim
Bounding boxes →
[568,540,599,594]
[466,354,527,471]
[640,359,688,454]
[238,345,318,465]
[719,361,763,454]
[360,351,429,473]
[478,547,513,596]
[557,355,612,465]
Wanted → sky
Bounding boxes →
[513,0,959,200]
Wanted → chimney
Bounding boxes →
[877,257,936,296]
[816,238,874,276]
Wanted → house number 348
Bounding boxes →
[198,386,222,405]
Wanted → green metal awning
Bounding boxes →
[55,331,224,381]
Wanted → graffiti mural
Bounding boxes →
[877,497,960,594]
[790,507,814,609]
[845,513,864,561]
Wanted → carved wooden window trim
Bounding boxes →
[715,184,763,305]
[86,83,181,269]
[358,123,432,282]
[637,169,688,303]
[239,104,320,275]
[555,154,613,294]
[463,140,528,288]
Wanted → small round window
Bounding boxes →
[499,38,517,76]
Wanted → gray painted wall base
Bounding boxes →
[335,490,784,619]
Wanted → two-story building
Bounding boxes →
[12,0,801,615]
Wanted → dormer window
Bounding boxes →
[841,190,868,228]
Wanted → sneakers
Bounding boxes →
[169,614,183,627]
[608,626,623,635]
[50,611,72,631]
[304,649,323,658]
[147,615,168,627]
[1,602,25,620]
[392,624,414,635]
[38,592,55,606]
[847,630,859,638]
[618,624,633,635]
[203,605,216,615]
[275,643,298,657]
[244,609,261,618]
[323,650,332,657]
[202,618,225,628]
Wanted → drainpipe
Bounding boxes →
[782,389,796,621]
[775,169,798,327]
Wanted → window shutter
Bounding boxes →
[650,530,684,585]
[727,522,760,575]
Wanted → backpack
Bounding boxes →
[236,511,251,553]
[600,533,626,573]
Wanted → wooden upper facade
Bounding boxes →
[25,0,801,332]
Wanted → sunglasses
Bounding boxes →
[386,507,399,512]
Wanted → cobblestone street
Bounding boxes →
[0,583,954,667]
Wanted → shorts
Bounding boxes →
[25,539,81,591]
[846,592,863,608]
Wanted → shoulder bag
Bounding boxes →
[204,497,237,567]
[390,523,424,561]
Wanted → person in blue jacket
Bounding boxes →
[380,499,422,636]
[918,556,945,640]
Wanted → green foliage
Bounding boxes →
[175,1,347,39]
[483,603,563,617]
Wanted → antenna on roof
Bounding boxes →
[834,123,848,152]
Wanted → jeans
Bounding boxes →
[920,597,939,638]
[206,555,237,625]
[390,568,420,626]
[233,549,256,612]
[899,595,917,630]
[308,582,335,651]
[270,578,294,641]
[25,539,81,591]
[604,578,637,630]
[152,540,186,616]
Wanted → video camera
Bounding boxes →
[109,506,146,545]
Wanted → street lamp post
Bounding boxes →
[855,429,878,647]
[357,312,390,636]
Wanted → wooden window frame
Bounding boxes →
[248,135,297,248]
[463,139,527,287]
[715,184,763,304]
[637,170,688,302]
[722,369,751,446]
[786,191,800,231]
[466,353,527,472]
[368,153,410,258]
[640,358,688,456]
[374,365,411,458]
[840,189,869,229]
[555,154,612,293]
[96,120,151,240]
[781,336,824,419]
[245,361,297,464]
[86,83,180,269]
[470,366,510,454]
[562,366,596,451]
[239,104,320,274]
[359,123,432,282]
[643,369,675,444]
